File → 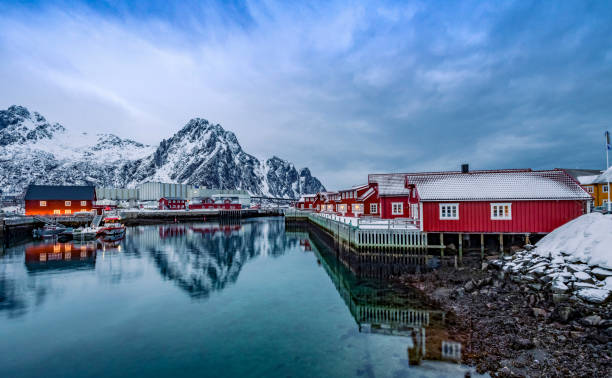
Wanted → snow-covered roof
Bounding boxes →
[368,174,411,196]
[357,187,376,201]
[594,166,612,184]
[407,170,591,201]
[577,175,599,185]
[370,170,591,201]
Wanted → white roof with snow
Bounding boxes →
[594,166,612,184]
[577,175,599,185]
[371,170,591,201]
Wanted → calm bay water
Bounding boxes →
[0,217,481,377]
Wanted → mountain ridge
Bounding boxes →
[0,105,326,198]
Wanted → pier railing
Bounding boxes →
[285,210,428,249]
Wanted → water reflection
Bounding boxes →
[287,225,463,366]
[25,242,97,273]
[128,218,291,298]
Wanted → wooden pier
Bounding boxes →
[285,210,444,250]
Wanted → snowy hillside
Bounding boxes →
[0,105,325,198]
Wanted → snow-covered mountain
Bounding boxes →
[0,105,325,197]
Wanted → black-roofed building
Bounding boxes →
[24,185,97,216]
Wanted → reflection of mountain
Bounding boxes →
[130,218,290,298]
[290,225,463,365]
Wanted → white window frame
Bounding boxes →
[65,201,71,206]
[603,185,609,193]
[40,201,47,207]
[439,203,459,220]
[584,186,594,193]
[370,203,378,214]
[353,203,363,213]
[53,209,61,215]
[490,203,512,220]
[391,202,403,215]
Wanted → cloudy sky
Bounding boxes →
[1,1,611,189]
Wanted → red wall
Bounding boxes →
[159,198,186,210]
[421,200,585,233]
[379,196,416,219]
[26,200,93,216]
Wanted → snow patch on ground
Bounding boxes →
[535,213,612,270]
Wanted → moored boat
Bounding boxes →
[98,216,126,237]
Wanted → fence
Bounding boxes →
[285,210,428,249]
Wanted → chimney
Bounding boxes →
[461,164,469,173]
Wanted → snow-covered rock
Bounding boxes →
[576,288,611,304]
[0,105,326,198]
[534,213,612,270]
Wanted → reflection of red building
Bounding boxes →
[159,226,187,239]
[190,225,241,236]
[158,197,187,210]
[299,239,312,251]
[25,242,97,271]
[25,185,96,216]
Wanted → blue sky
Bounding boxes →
[1,0,611,189]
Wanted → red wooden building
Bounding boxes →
[188,197,241,210]
[25,185,96,216]
[158,197,187,210]
[337,184,379,217]
[370,169,591,233]
[296,195,316,210]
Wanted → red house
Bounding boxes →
[25,185,96,216]
[189,197,216,209]
[370,169,591,233]
[296,195,316,210]
[337,184,377,217]
[158,197,187,210]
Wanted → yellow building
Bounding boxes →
[579,169,611,207]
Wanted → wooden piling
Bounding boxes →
[440,233,444,257]
[480,233,484,259]
[499,234,504,255]
[458,233,463,261]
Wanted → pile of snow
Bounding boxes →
[535,213,612,270]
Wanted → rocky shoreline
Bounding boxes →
[398,252,612,377]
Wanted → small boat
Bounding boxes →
[97,216,126,237]
[33,225,66,239]
[72,227,99,240]
[57,228,75,242]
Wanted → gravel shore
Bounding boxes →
[398,254,612,377]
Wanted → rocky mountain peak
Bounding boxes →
[0,105,65,146]
[0,106,326,198]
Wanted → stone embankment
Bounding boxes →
[399,251,611,377]
[492,245,612,305]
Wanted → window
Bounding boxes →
[370,203,378,214]
[585,186,594,193]
[309,204,312,209]
[439,203,459,220]
[65,209,71,214]
[338,204,346,213]
[65,201,71,206]
[80,201,87,206]
[354,204,363,213]
[491,203,511,220]
[603,185,609,193]
[53,209,61,215]
[40,201,47,207]
[391,202,403,215]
